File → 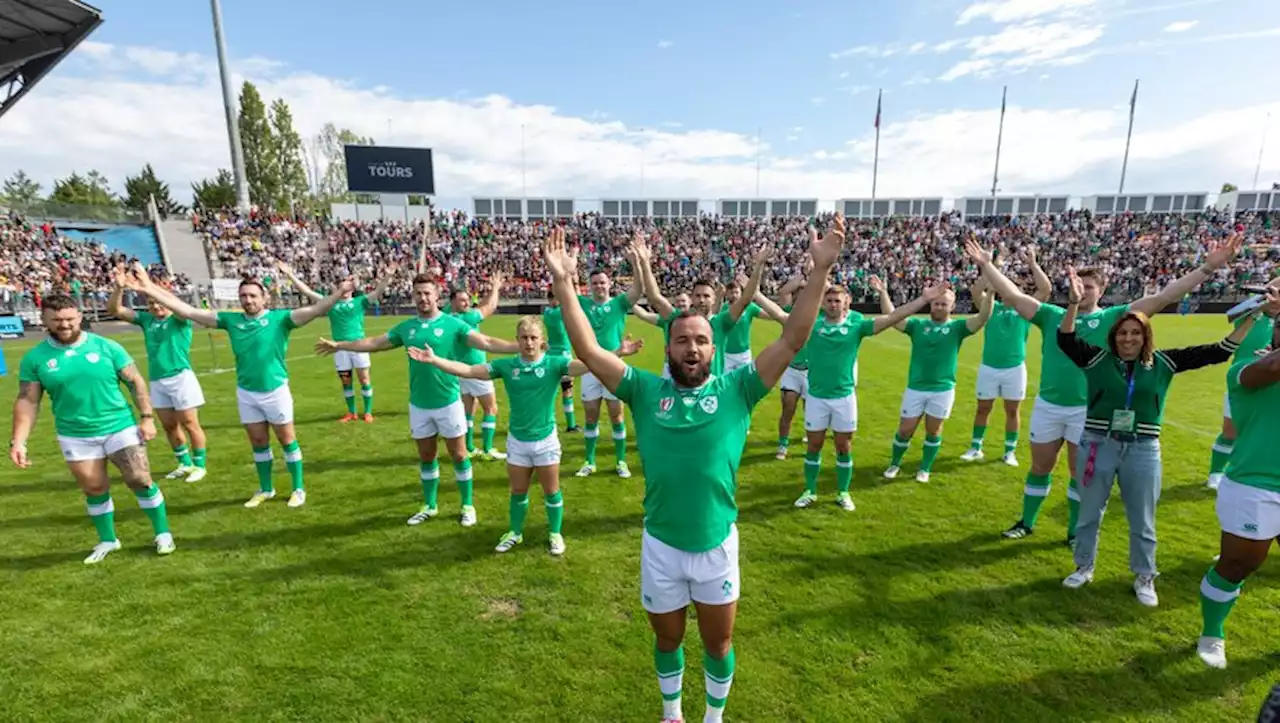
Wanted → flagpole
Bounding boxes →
[871,88,882,201]
[754,126,761,197]
[1252,112,1270,190]
[1119,79,1139,194]
[991,85,1007,197]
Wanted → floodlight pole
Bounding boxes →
[210,0,250,211]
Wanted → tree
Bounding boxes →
[49,170,117,206]
[1,170,41,206]
[123,163,186,218]
[1221,182,1238,193]
[268,98,309,213]
[237,81,277,208]
[192,169,237,210]
[313,122,375,204]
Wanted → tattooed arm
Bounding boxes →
[9,381,43,468]
[117,363,157,442]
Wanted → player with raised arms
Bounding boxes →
[274,260,396,423]
[543,213,844,723]
[631,290,692,380]
[316,274,519,527]
[542,291,581,431]
[10,294,175,564]
[107,266,210,483]
[966,235,1242,544]
[131,270,355,509]
[446,273,508,461]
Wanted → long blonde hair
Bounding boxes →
[516,315,548,351]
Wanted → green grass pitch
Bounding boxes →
[1,312,1276,722]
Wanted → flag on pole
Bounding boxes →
[1000,85,1007,115]
[874,89,882,129]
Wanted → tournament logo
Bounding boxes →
[659,397,674,413]
[700,396,719,414]
[46,358,58,370]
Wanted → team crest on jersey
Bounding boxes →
[408,328,416,339]
[259,318,269,327]
[1087,319,1100,329]
[86,352,101,364]
[941,327,951,335]
[433,328,444,337]
[699,396,719,414]
[512,369,521,378]
[839,327,848,335]
[46,358,58,370]
[534,367,545,378]
[659,397,674,412]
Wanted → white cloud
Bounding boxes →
[811,96,827,106]
[938,21,1104,79]
[933,38,967,53]
[785,135,799,142]
[909,42,928,54]
[1162,20,1199,33]
[657,40,673,49]
[904,74,933,87]
[840,85,873,96]
[3,41,1278,205]
[661,121,683,128]
[791,126,805,133]
[939,58,997,81]
[830,42,909,60]
[838,71,850,79]
[957,0,1100,25]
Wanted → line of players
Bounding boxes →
[8,219,1279,698]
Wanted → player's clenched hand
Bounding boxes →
[406,346,436,364]
[138,417,157,442]
[314,337,340,356]
[809,213,845,269]
[9,443,30,469]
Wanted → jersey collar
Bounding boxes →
[672,373,717,393]
[520,352,545,365]
[47,332,86,349]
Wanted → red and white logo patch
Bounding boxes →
[659,397,674,412]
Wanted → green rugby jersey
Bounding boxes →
[487,353,572,442]
[216,309,297,392]
[981,301,1032,370]
[781,304,809,370]
[387,313,475,409]
[806,313,875,399]
[579,294,632,352]
[720,301,762,355]
[132,311,193,381]
[904,317,973,392]
[542,305,570,354]
[615,363,768,552]
[327,294,371,342]
[19,334,136,438]
[1031,303,1130,407]
[1225,357,1280,492]
[446,308,487,365]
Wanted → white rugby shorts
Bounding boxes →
[581,371,619,402]
[900,388,956,420]
[804,394,857,433]
[1216,478,1280,541]
[150,369,205,411]
[409,400,468,440]
[640,525,740,614]
[237,385,294,426]
[333,350,371,372]
[506,433,562,468]
[58,426,142,462]
[975,363,1028,401]
[1028,397,1086,446]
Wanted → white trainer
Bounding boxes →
[794,492,817,508]
[460,505,478,527]
[1196,636,1227,669]
[287,489,307,508]
[960,448,984,462]
[155,532,176,556]
[1002,452,1018,467]
[1063,566,1095,589]
[1134,574,1159,607]
[915,471,931,484]
[407,506,438,525]
[548,533,566,556]
[165,465,191,480]
[494,532,522,552]
[185,467,207,483]
[1206,473,1223,490]
[774,446,788,460]
[485,449,507,461]
[883,465,900,479]
[616,462,633,479]
[575,464,596,478]
[84,539,122,565]
[244,490,276,508]
[835,493,856,512]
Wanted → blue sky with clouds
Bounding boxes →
[2,0,1279,207]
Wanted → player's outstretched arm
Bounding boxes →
[467,331,520,355]
[474,271,503,319]
[317,334,396,355]
[756,216,846,388]
[405,346,488,379]
[291,277,355,327]
[565,335,644,376]
[365,265,399,302]
[544,227,627,392]
[728,247,772,323]
[632,304,660,326]
[106,268,136,323]
[753,291,789,323]
[965,239,1040,320]
[631,233,673,318]
[966,287,995,334]
[1169,292,1280,373]
[130,266,217,328]
[871,282,946,334]
[276,261,324,303]
[622,230,647,307]
[1024,247,1052,302]
[9,380,43,468]
[1131,233,1243,316]
[869,275,907,332]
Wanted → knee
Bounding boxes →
[703,635,733,660]
[834,439,852,455]
[655,632,684,652]
[805,437,824,454]
[338,370,353,386]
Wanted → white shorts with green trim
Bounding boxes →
[237,385,294,425]
[410,400,467,440]
[150,369,205,411]
[506,433,562,468]
[1028,397,1086,445]
[58,426,142,462]
[900,388,956,420]
[1217,477,1280,541]
[640,525,740,614]
[804,394,857,433]
[975,363,1027,401]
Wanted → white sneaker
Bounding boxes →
[1197,636,1227,669]
[548,533,566,556]
[915,471,931,484]
[835,492,856,512]
[84,539,122,565]
[244,490,276,508]
[459,505,477,527]
[495,531,522,552]
[616,462,633,479]
[1206,473,1223,490]
[485,449,507,461]
[287,489,307,508]
[883,465,900,479]
[1063,566,1095,589]
[775,446,788,460]
[960,448,983,462]
[165,465,192,480]
[794,492,818,508]
[407,506,438,525]
[1134,574,1159,607]
[576,464,597,478]
[154,532,176,556]
[1002,452,1018,467]
[185,467,207,483]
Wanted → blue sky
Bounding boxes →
[2,0,1279,206]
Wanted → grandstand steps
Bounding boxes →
[158,218,213,286]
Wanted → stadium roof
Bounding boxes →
[0,0,102,121]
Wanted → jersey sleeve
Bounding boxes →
[455,318,477,357]
[1102,304,1131,326]
[131,310,151,327]
[734,363,770,409]
[105,338,135,371]
[903,317,922,336]
[1031,302,1065,331]
[386,322,406,348]
[275,309,298,330]
[856,318,876,338]
[17,351,41,384]
[552,354,572,377]
[215,311,234,330]
[614,364,644,405]
[746,302,762,320]
[463,309,484,327]
[611,293,635,315]
[486,357,508,381]
[951,318,974,340]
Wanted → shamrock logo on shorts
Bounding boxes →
[721,580,733,597]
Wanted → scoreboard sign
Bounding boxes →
[344,145,436,195]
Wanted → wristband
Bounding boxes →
[140,413,154,419]
[9,440,26,449]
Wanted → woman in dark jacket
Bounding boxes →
[1055,266,1267,607]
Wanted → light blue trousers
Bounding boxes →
[1072,431,1162,576]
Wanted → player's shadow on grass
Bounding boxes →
[305,456,423,475]
[0,480,62,497]
[0,496,245,531]
[0,548,87,570]
[905,647,1280,722]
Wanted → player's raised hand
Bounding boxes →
[1203,232,1244,270]
[1021,245,1037,264]
[618,334,645,356]
[630,230,651,263]
[868,274,885,293]
[1066,267,1084,304]
[314,337,340,356]
[9,442,30,469]
[809,213,845,269]
[964,239,993,266]
[752,246,775,267]
[542,226,578,280]
[406,346,437,364]
[275,259,295,275]
[922,280,951,301]
[1262,287,1280,317]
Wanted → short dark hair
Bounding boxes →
[450,287,469,300]
[41,294,78,312]
[411,274,437,288]
[692,279,716,292]
[239,278,265,294]
[1077,268,1109,288]
[589,268,610,279]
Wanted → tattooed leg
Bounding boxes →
[109,444,153,490]
[110,444,172,539]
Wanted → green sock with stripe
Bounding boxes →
[584,424,599,465]
[562,392,576,429]
[1004,430,1019,455]
[654,644,685,721]
[342,383,356,414]
[613,423,627,463]
[465,420,475,453]
[1200,567,1243,639]
[455,459,474,506]
[252,446,273,493]
[969,425,987,450]
[482,414,497,452]
[173,444,192,467]
[419,461,439,508]
[134,483,170,535]
[360,384,373,415]
[836,452,853,494]
[890,433,910,466]
[192,448,207,469]
[1209,434,1232,476]
[282,441,304,491]
[85,492,117,543]
[803,452,820,495]
[778,436,790,450]
[920,435,943,472]
[509,493,529,535]
[704,646,736,722]
[545,490,564,534]
[1021,472,1051,527]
